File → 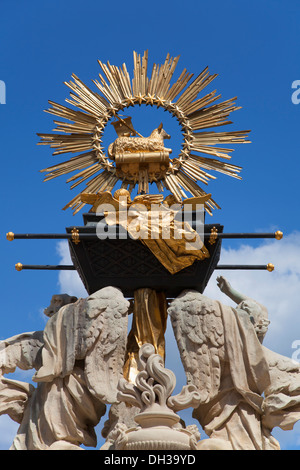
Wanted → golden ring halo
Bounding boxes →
[38,51,250,215]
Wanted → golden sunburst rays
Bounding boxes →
[38,50,250,215]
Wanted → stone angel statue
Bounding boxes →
[0,287,129,450]
[168,277,300,450]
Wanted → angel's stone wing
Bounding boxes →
[0,331,44,374]
[33,286,129,405]
[168,290,225,404]
[262,346,300,431]
[84,287,130,403]
[0,331,43,424]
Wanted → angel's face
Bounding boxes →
[239,300,269,340]
[44,295,65,317]
[44,294,77,317]
[239,300,261,322]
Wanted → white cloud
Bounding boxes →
[204,231,300,358]
[56,241,88,298]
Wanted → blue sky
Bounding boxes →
[0,0,300,450]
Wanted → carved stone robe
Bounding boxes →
[169,291,278,450]
[193,303,273,450]
[1,287,129,450]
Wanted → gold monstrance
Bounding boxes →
[3,50,288,451]
[36,51,251,381]
[37,50,250,215]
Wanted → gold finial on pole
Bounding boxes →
[15,263,23,271]
[6,232,14,241]
[275,230,283,240]
[267,263,275,272]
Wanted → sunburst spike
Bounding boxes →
[40,151,100,180]
[166,69,194,102]
[65,78,105,112]
[175,67,216,108]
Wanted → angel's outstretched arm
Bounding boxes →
[216,276,249,305]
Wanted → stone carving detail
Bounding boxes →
[113,343,201,450]
[168,277,300,450]
[0,287,129,450]
[1,279,300,451]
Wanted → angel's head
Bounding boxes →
[163,194,178,207]
[113,189,132,204]
[44,294,78,318]
[238,299,269,342]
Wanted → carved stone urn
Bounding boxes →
[114,344,201,450]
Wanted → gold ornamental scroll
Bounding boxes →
[123,288,168,383]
